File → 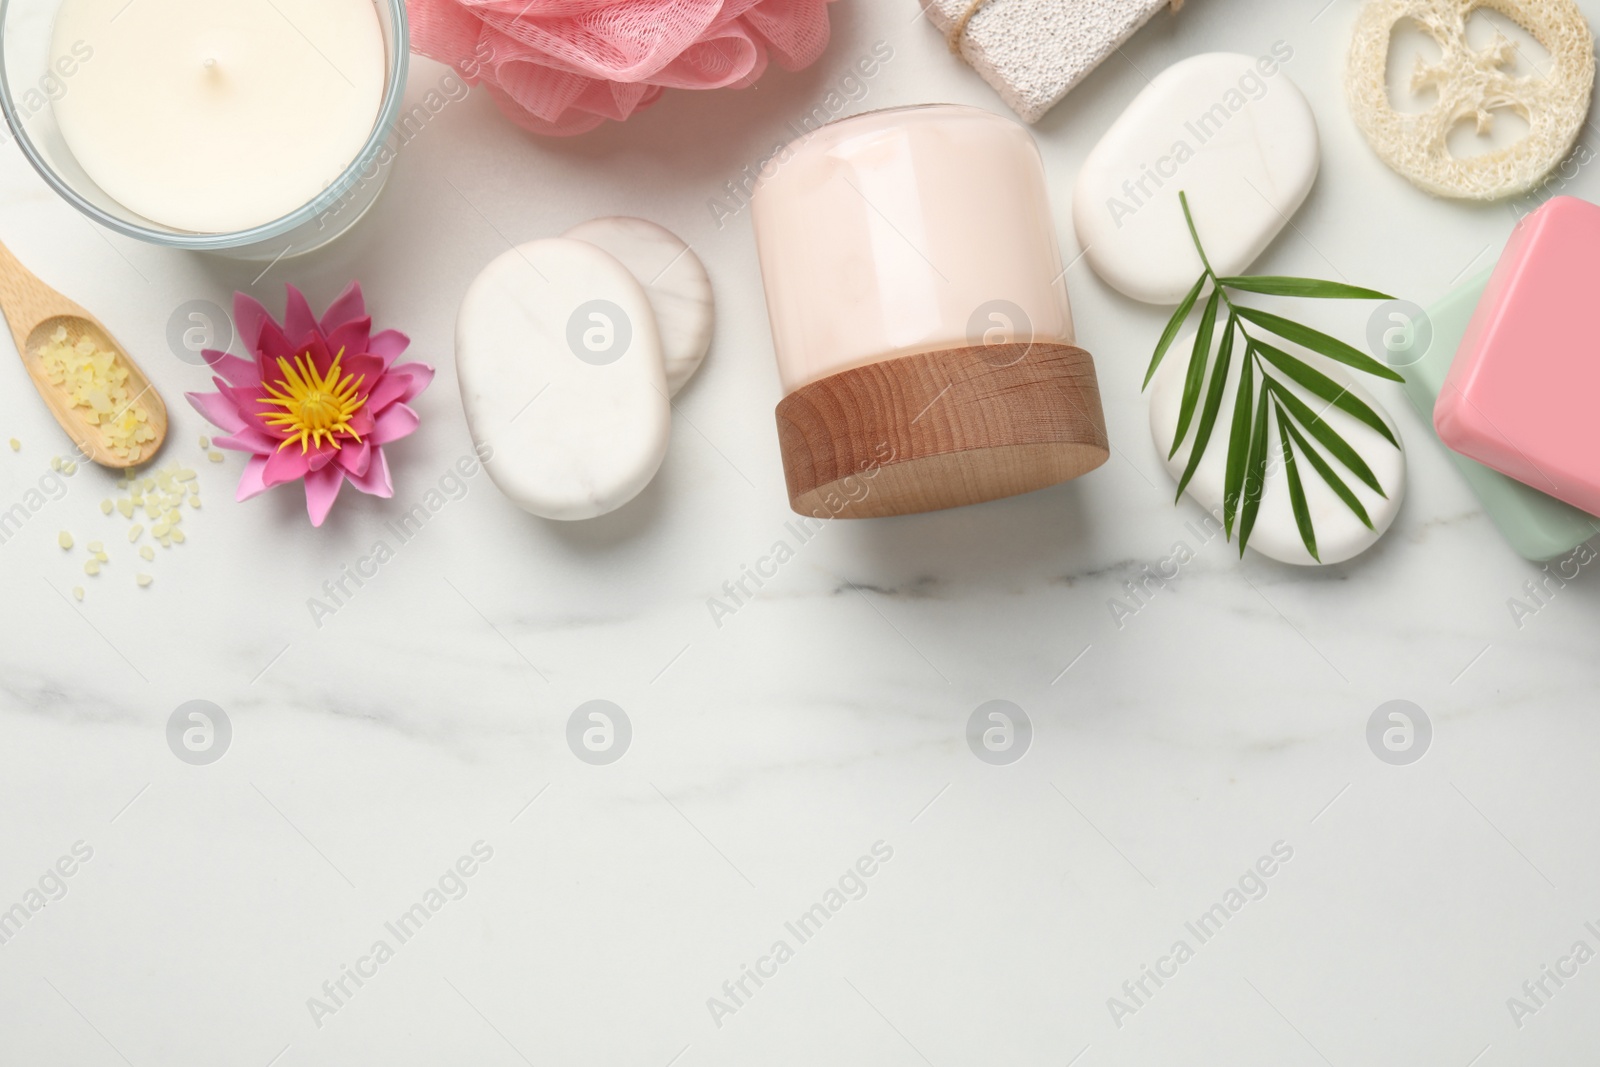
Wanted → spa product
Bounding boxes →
[1151,328,1406,566]
[924,0,1181,124]
[751,104,1108,519]
[457,239,670,520]
[1397,269,1596,560]
[0,238,166,468]
[1073,51,1319,305]
[50,0,386,232]
[186,285,433,527]
[1142,193,1405,562]
[562,218,713,396]
[1436,196,1600,516]
[1347,0,1594,200]
[409,0,841,136]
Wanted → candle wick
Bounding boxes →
[204,57,217,69]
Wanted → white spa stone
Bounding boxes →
[457,238,671,521]
[1149,327,1406,566]
[563,217,714,395]
[1072,51,1319,305]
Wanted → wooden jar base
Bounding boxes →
[775,342,1110,519]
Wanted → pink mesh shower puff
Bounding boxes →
[407,0,840,136]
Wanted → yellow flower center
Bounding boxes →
[259,349,366,453]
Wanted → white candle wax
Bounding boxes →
[51,0,385,234]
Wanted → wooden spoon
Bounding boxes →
[0,239,166,469]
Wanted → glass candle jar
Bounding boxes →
[752,104,1109,519]
[0,0,409,261]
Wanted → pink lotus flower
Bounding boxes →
[186,284,434,526]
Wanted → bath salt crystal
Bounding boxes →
[136,574,152,587]
[84,559,100,576]
[207,450,224,463]
[57,531,73,549]
[139,545,154,560]
[198,435,209,449]
[72,586,84,601]
[128,524,143,542]
[87,540,102,553]
[35,326,152,462]
[100,498,112,514]
[8,438,18,451]
[923,0,1183,124]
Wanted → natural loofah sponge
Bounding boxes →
[923,0,1179,124]
[1346,0,1595,200]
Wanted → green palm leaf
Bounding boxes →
[1144,273,1207,389]
[1267,379,1386,497]
[1176,313,1236,501]
[1219,276,1393,300]
[1281,414,1374,531]
[1238,379,1272,556]
[1171,289,1222,459]
[1253,341,1398,447]
[1223,340,1254,537]
[1276,403,1319,561]
[1235,305,1404,383]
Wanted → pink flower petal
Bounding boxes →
[213,426,279,455]
[326,318,373,362]
[300,332,335,375]
[368,329,410,367]
[236,455,272,501]
[321,281,367,335]
[336,439,372,477]
[371,403,421,445]
[348,407,375,438]
[283,286,319,342]
[203,351,262,388]
[256,319,298,363]
[186,390,247,434]
[307,447,337,472]
[263,445,312,487]
[341,354,386,398]
[346,447,392,498]
[233,292,274,352]
[363,374,410,415]
[304,466,344,527]
[393,362,436,403]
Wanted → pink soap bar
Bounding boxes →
[1436,197,1600,516]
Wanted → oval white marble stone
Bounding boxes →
[1073,52,1320,305]
[562,217,713,396]
[456,238,671,521]
[1149,328,1406,566]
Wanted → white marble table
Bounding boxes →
[3,2,1599,1064]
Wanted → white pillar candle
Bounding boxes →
[51,0,385,234]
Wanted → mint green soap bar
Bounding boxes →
[1397,270,1598,560]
